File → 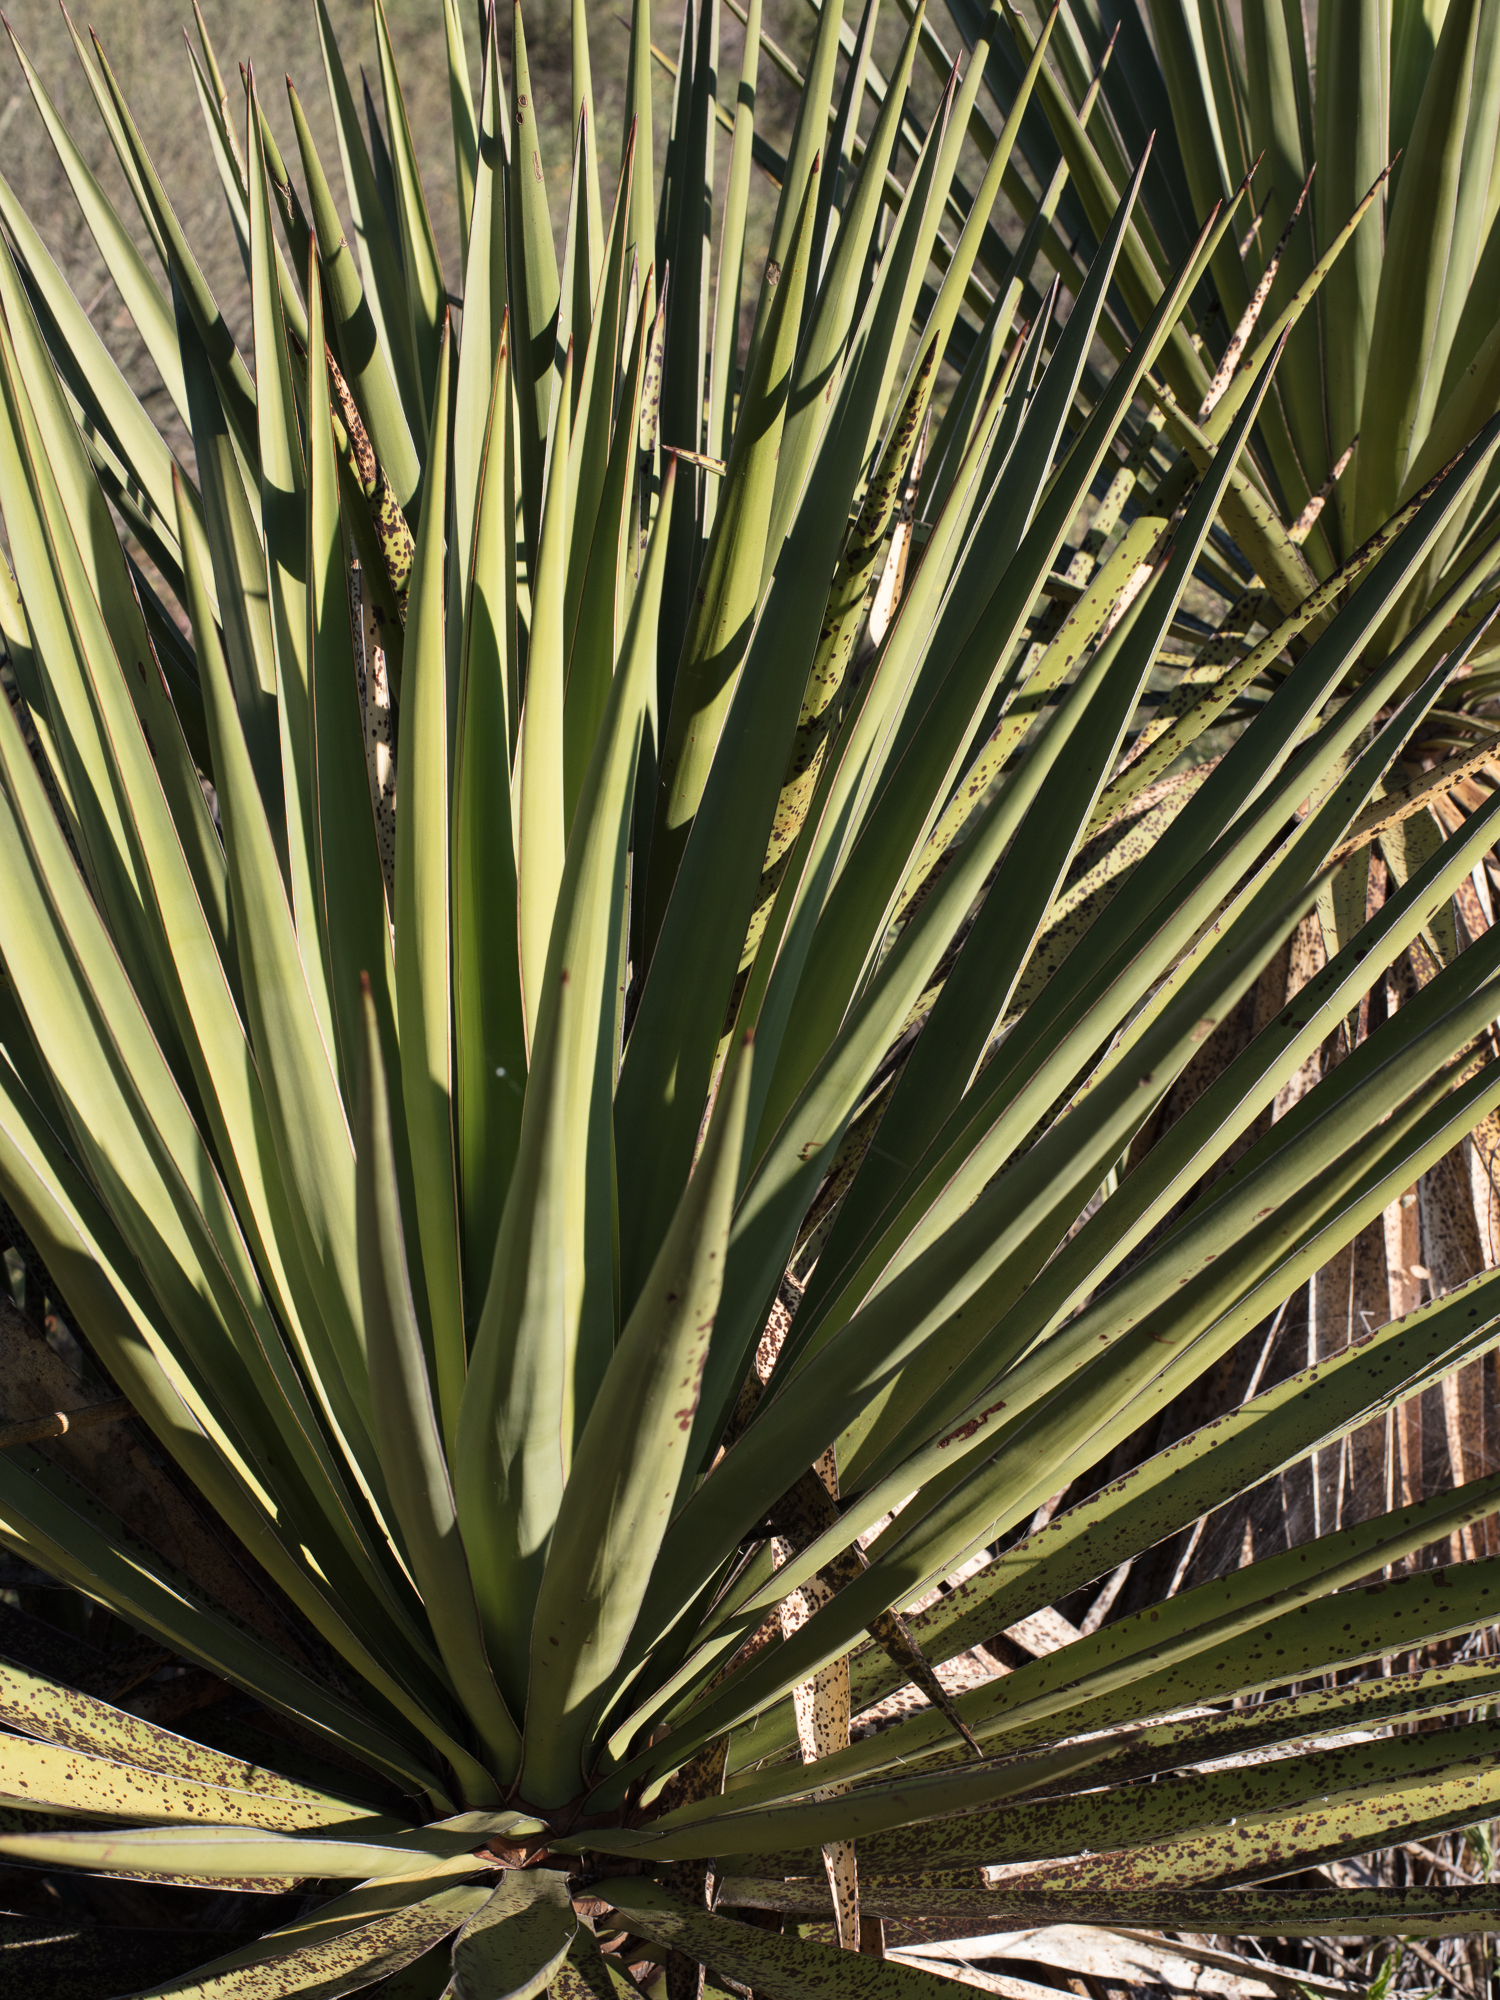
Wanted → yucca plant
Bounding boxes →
[940,0,1500,633]
[3,0,1500,1993]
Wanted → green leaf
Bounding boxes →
[371,0,447,435]
[1005,3,1209,410]
[515,338,574,1047]
[89,30,259,473]
[0,1442,449,1803]
[705,0,763,470]
[0,1819,486,1884]
[651,0,720,691]
[1314,0,1392,545]
[564,221,649,823]
[747,152,1201,1156]
[742,0,848,380]
[0,1656,375,1822]
[620,889,1321,1762]
[885,1,1058,442]
[455,319,528,1310]
[562,135,637,728]
[456,465,677,1727]
[555,100,603,403]
[0,696,450,1759]
[0,226,225,1004]
[509,1,562,554]
[288,78,421,513]
[125,1877,492,1999]
[648,162,820,919]
[1,20,189,430]
[247,77,334,1065]
[602,1462,1500,1852]
[393,319,468,1447]
[174,293,282,845]
[522,1030,753,1801]
[446,0,481,269]
[0,1731,377,1832]
[553,1925,647,2000]
[613,46,970,1319]
[760,1881,1500,1937]
[356,982,520,1789]
[306,256,402,1117]
[312,0,425,448]
[762,0,926,564]
[454,5,513,612]
[739,1664,1500,1876]
[1013,1722,1500,1892]
[621,0,657,304]
[682,178,1231,1473]
[1357,0,1495,538]
[0,164,186,581]
[594,1879,988,1998]
[451,1867,577,2000]
[173,472,381,1499]
[780,427,1498,1406]
[807,349,1285,1285]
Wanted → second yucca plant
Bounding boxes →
[1,0,1500,1993]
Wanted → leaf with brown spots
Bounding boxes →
[452,1866,578,2000]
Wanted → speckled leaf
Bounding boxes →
[0,1733,377,1832]
[594,1880,983,2000]
[0,1818,474,1883]
[0,1654,371,1815]
[110,1877,493,1997]
[450,1867,576,2000]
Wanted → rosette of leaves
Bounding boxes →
[0,0,1498,1995]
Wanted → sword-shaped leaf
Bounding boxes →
[175,293,281,838]
[0,1818,480,1884]
[515,338,574,1045]
[247,77,334,1064]
[126,1876,493,1999]
[447,0,481,268]
[371,0,447,434]
[451,1866,577,2000]
[0,1446,452,1803]
[173,474,385,1495]
[357,983,521,1789]
[288,80,420,514]
[649,164,819,916]
[564,234,649,822]
[763,1,925,563]
[593,1878,996,1998]
[306,258,402,1120]
[89,31,259,474]
[613,52,963,1318]
[393,322,468,1444]
[522,1032,752,1801]
[312,0,424,446]
[0,1730,381,1832]
[562,133,636,713]
[454,4,512,607]
[455,320,528,1310]
[0,1652,373,1812]
[1356,0,1495,539]
[456,465,677,1723]
[509,1,562,553]
[2,20,189,430]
